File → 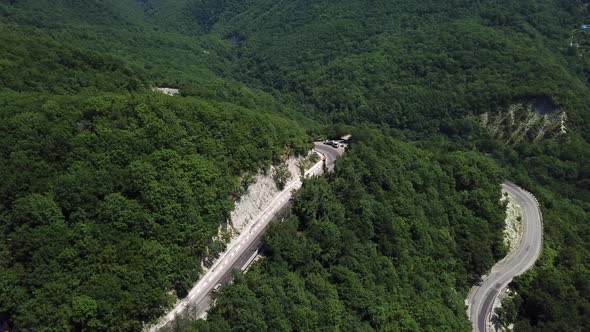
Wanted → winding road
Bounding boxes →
[467,182,543,332]
[313,142,345,172]
[146,143,345,331]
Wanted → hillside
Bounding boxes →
[186,132,506,331]
[0,1,589,331]
[0,24,146,93]
[0,0,236,89]
[0,92,311,330]
[198,0,590,134]
[0,2,314,330]
[194,1,590,330]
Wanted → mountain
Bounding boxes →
[0,2,313,330]
[194,1,590,331]
[197,0,590,134]
[0,1,589,331]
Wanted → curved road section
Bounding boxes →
[467,182,543,332]
[314,142,345,171]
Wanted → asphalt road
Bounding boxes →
[148,144,344,331]
[314,142,345,171]
[467,182,543,332]
[174,226,266,324]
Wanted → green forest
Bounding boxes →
[0,0,589,331]
[186,132,506,331]
[0,93,310,330]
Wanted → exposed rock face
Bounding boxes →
[501,190,524,253]
[480,97,566,143]
[153,87,180,96]
[228,156,302,234]
[205,153,315,258]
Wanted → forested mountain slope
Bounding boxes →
[0,0,238,89]
[0,93,311,330]
[0,0,198,34]
[192,0,590,330]
[0,2,314,330]
[491,136,590,331]
[197,0,590,133]
[185,131,505,331]
[0,0,588,331]
[0,24,146,93]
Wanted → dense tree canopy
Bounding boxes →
[0,93,310,330]
[187,131,505,331]
[194,0,590,132]
[0,0,589,331]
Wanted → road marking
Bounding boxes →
[467,182,543,332]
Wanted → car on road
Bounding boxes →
[212,284,222,293]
